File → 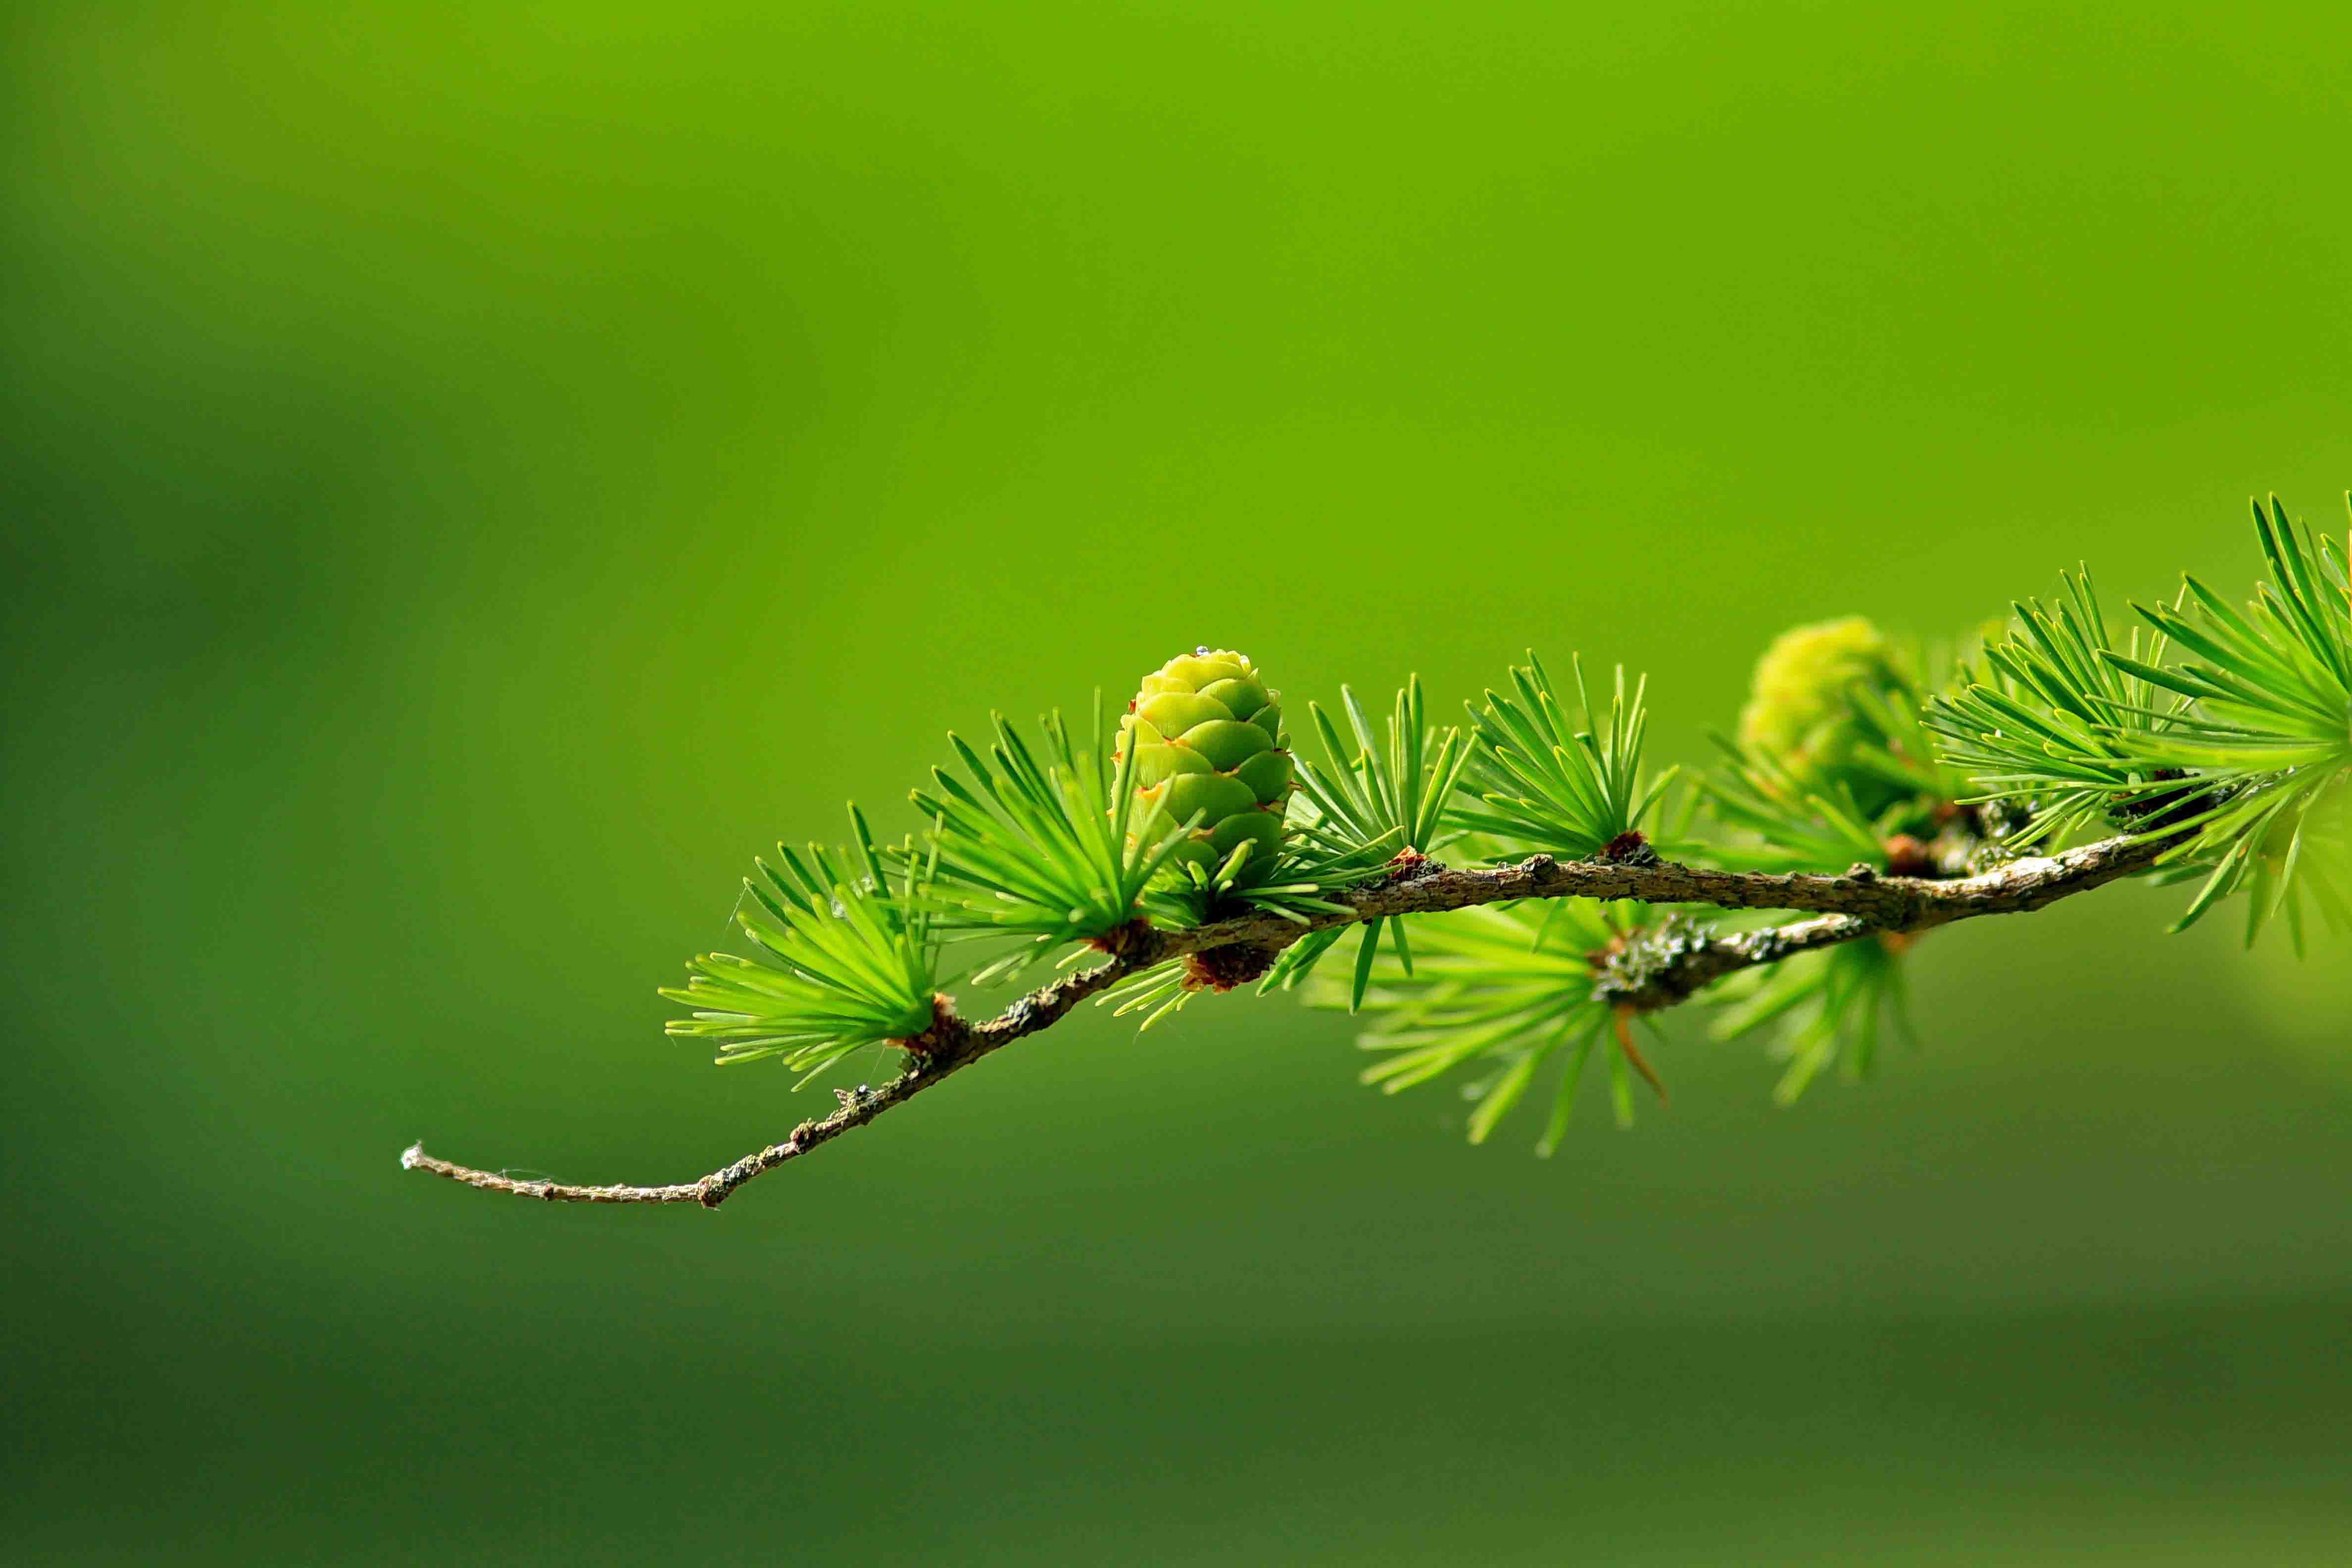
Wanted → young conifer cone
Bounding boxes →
[1119,648,1293,877]
[1736,615,1910,814]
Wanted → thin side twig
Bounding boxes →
[1590,832,2174,1009]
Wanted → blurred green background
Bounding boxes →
[7,1,2352,1562]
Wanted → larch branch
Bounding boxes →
[400,831,2170,1208]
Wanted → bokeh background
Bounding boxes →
[7,2,2352,1562]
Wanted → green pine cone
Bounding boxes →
[1736,616,1910,813]
[1119,647,1293,878]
